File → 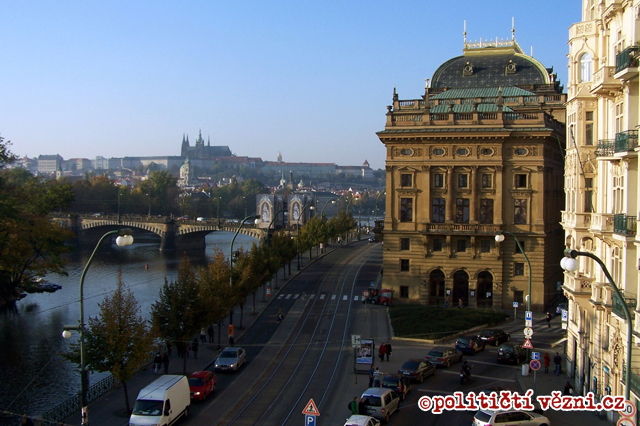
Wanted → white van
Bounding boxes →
[129,375,190,426]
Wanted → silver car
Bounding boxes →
[360,387,400,423]
[214,347,246,371]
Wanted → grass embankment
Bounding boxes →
[389,305,510,340]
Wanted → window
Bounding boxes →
[455,198,469,223]
[400,259,410,271]
[458,174,468,188]
[514,199,527,224]
[401,173,412,187]
[433,148,445,155]
[580,53,592,82]
[433,238,443,252]
[434,173,444,188]
[514,290,524,304]
[585,111,594,146]
[481,240,491,253]
[616,102,624,133]
[457,148,468,155]
[432,198,445,223]
[401,149,413,156]
[400,198,413,222]
[515,174,527,188]
[482,148,493,155]
[515,240,525,254]
[400,286,409,298]
[515,148,527,155]
[585,178,593,212]
[400,238,410,250]
[479,199,494,224]
[457,239,467,252]
[514,262,525,276]
[482,174,492,188]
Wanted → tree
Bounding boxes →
[64,274,153,414]
[139,170,178,216]
[198,249,236,348]
[150,258,205,374]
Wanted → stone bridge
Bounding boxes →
[51,215,265,251]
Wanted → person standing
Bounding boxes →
[368,365,375,387]
[373,367,383,387]
[358,397,367,415]
[208,325,214,343]
[229,334,235,346]
[385,342,392,361]
[444,295,449,308]
[349,396,359,414]
[546,312,551,328]
[554,352,562,375]
[192,338,199,359]
[543,352,551,374]
[200,327,207,343]
[162,351,169,374]
[378,343,387,362]
[458,298,463,308]
[153,353,161,375]
[563,381,574,395]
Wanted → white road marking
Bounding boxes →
[277,294,284,299]
[285,294,292,299]
[331,295,336,300]
[354,296,359,301]
[320,294,325,299]
[343,295,348,300]
[294,294,299,299]
[310,294,315,299]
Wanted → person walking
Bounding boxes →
[277,306,284,323]
[153,353,161,375]
[378,343,387,362]
[200,327,207,343]
[554,352,562,375]
[349,396,359,414]
[543,352,551,374]
[458,298,463,308]
[546,312,551,328]
[563,381,574,395]
[358,397,368,415]
[192,338,199,359]
[229,334,235,346]
[368,365,375,387]
[208,325,214,343]
[373,367,383,387]
[162,351,169,374]
[385,342,392,361]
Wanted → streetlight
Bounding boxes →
[320,199,336,218]
[296,204,314,270]
[495,231,531,313]
[374,190,385,220]
[561,249,632,400]
[217,196,222,230]
[266,208,286,247]
[229,214,261,326]
[146,193,151,217]
[62,228,134,426]
[346,197,354,243]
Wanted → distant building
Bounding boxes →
[63,158,92,171]
[37,154,63,174]
[180,130,232,159]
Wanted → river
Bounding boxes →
[0,231,257,424]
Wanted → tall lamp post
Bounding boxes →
[561,249,632,400]
[266,208,286,247]
[217,196,222,230]
[320,199,336,218]
[345,197,354,244]
[495,231,531,313]
[296,204,314,270]
[146,193,151,217]
[62,229,134,426]
[374,190,385,220]
[229,214,261,326]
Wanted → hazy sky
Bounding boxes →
[2,1,578,170]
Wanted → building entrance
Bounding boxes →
[477,271,493,308]
[429,269,445,306]
[453,270,469,307]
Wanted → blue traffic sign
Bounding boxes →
[525,311,533,321]
[562,309,568,321]
[513,302,519,308]
[530,360,541,371]
[305,415,316,426]
[532,352,540,360]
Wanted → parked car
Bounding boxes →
[556,302,567,315]
[381,374,411,401]
[177,215,190,221]
[214,347,247,371]
[455,336,486,355]
[344,415,381,426]
[188,370,216,401]
[196,217,207,222]
[473,409,551,426]
[397,358,436,383]
[368,237,379,243]
[360,387,400,423]
[497,343,526,365]
[477,329,510,346]
[425,347,463,368]
[364,289,394,306]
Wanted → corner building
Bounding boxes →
[377,34,566,312]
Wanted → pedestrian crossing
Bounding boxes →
[276,293,370,302]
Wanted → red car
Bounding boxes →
[188,370,216,401]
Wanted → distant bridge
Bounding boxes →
[51,214,265,251]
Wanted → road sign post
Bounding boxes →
[513,302,519,322]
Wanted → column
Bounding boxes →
[446,166,454,222]
[422,165,431,224]
[470,166,478,223]
[495,166,504,225]
[385,165,394,229]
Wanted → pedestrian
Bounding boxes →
[378,343,387,362]
[208,325,214,343]
[444,295,449,308]
[563,381,574,396]
[349,396,359,414]
[192,338,199,359]
[358,397,368,415]
[162,351,169,374]
[368,365,375,387]
[458,298,463,308]
[543,352,551,374]
[166,340,172,357]
[277,306,284,323]
[185,341,191,358]
[385,342,392,361]
[200,327,207,343]
[373,367,383,387]
[554,352,562,375]
[153,353,161,375]
[229,334,234,346]
[546,312,551,328]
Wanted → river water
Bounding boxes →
[0,231,257,424]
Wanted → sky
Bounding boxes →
[1,1,579,171]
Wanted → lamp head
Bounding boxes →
[62,330,72,339]
[562,256,580,272]
[495,234,505,243]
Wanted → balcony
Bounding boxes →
[589,213,614,233]
[591,66,622,96]
[595,139,615,157]
[614,130,639,153]
[562,273,593,295]
[421,223,501,234]
[615,45,640,80]
[612,293,636,320]
[613,214,637,237]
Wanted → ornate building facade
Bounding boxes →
[562,0,640,415]
[377,31,566,312]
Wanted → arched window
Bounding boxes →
[580,53,592,82]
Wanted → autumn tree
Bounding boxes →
[198,249,235,348]
[65,274,153,414]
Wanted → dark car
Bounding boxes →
[455,336,486,355]
[425,347,463,368]
[397,358,436,383]
[477,329,510,346]
[381,373,411,401]
[188,370,216,401]
[497,343,526,365]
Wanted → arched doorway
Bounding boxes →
[476,271,493,308]
[429,269,445,306]
[453,270,469,307]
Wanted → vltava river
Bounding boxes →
[0,231,257,423]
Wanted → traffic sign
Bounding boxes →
[562,322,568,330]
[525,311,533,321]
[621,400,637,418]
[617,418,635,426]
[363,290,370,298]
[302,399,320,416]
[351,334,361,348]
[523,338,533,349]
[525,319,532,327]
[562,309,568,321]
[513,302,519,308]
[530,359,541,371]
[532,352,540,360]
[524,327,533,338]
[305,415,316,426]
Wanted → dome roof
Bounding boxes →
[431,44,550,89]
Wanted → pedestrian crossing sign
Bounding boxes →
[523,338,533,349]
[302,399,320,416]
